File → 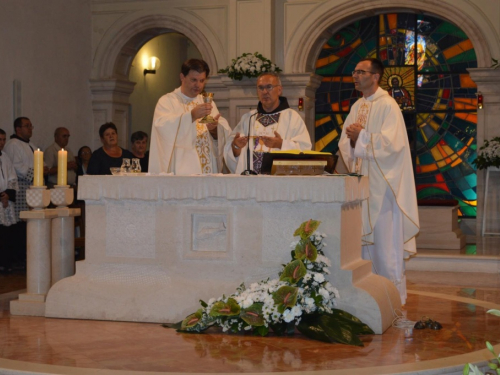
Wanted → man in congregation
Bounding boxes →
[338,58,419,305]
[224,72,311,174]
[148,59,231,174]
[44,127,77,188]
[4,117,47,268]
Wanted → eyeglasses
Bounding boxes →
[22,125,34,129]
[257,85,280,92]
[352,70,376,76]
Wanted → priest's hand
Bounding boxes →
[260,131,283,149]
[231,133,249,157]
[346,123,363,145]
[206,114,220,139]
[191,103,213,122]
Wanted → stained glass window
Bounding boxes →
[315,13,478,217]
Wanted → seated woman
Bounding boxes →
[76,146,92,182]
[130,131,149,173]
[87,123,134,175]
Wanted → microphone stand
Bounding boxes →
[241,111,258,175]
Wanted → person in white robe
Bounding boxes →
[149,59,231,175]
[224,72,312,174]
[338,58,419,305]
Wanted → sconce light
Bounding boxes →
[477,91,483,109]
[144,56,161,76]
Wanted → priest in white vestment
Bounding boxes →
[149,59,231,175]
[224,72,312,174]
[338,58,419,305]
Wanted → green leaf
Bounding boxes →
[462,364,470,375]
[240,303,265,326]
[209,298,241,317]
[162,321,182,330]
[199,300,208,308]
[487,309,500,317]
[295,239,318,262]
[272,286,298,313]
[253,325,269,337]
[180,309,204,331]
[280,259,307,283]
[329,309,375,335]
[486,341,496,356]
[297,313,364,346]
[294,219,321,239]
[488,363,498,370]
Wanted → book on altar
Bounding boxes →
[261,151,338,175]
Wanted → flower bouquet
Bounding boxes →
[474,137,500,170]
[164,219,374,346]
[218,52,282,81]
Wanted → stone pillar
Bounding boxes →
[10,187,57,317]
[50,186,80,285]
[89,79,136,149]
[468,68,500,239]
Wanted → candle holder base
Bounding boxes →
[51,186,74,207]
[26,186,50,210]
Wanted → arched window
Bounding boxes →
[315,13,478,217]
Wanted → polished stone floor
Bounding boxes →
[1,245,500,375]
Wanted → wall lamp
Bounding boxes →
[144,56,161,76]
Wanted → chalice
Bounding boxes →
[199,92,215,124]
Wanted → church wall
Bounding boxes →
[0,0,93,153]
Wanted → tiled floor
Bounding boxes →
[1,246,500,374]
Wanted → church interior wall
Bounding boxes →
[0,0,94,153]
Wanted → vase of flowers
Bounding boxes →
[218,52,282,81]
[474,137,500,170]
[164,219,374,346]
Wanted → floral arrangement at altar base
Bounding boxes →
[164,219,374,346]
[218,52,282,81]
[474,137,500,170]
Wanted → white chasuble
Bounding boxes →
[338,87,419,257]
[149,87,231,175]
[224,108,312,175]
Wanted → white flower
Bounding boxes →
[291,305,302,317]
[241,298,254,308]
[318,287,329,300]
[283,309,295,323]
[313,273,325,283]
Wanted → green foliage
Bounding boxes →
[280,259,307,284]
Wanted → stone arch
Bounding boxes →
[287,1,493,73]
[89,13,220,148]
[92,14,218,80]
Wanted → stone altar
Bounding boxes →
[45,175,401,334]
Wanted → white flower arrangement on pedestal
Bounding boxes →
[165,220,374,346]
[474,137,500,170]
[218,52,282,81]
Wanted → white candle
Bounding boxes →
[33,149,44,187]
[57,148,68,186]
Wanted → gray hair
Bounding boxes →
[257,72,282,86]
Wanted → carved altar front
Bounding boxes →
[45,175,400,334]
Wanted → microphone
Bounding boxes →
[241,110,258,175]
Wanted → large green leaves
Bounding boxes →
[273,286,298,313]
[240,303,265,326]
[209,298,241,317]
[294,239,318,262]
[294,219,321,239]
[280,260,307,284]
[180,309,204,331]
[297,312,373,346]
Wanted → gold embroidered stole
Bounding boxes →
[186,100,213,173]
[354,101,371,174]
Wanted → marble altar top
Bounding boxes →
[78,174,369,203]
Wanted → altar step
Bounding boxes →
[407,248,500,273]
